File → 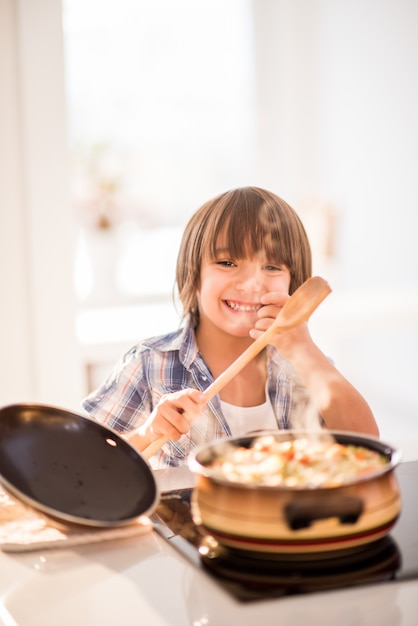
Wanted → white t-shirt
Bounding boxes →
[220,391,277,437]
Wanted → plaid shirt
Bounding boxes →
[82,318,310,468]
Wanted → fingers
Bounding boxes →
[252,292,289,333]
[147,389,207,441]
[259,291,289,314]
[250,290,312,350]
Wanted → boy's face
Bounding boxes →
[196,244,291,340]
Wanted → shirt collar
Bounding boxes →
[142,316,200,370]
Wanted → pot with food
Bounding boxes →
[189,431,402,554]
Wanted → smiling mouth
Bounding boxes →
[224,300,262,312]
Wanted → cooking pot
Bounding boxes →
[0,403,158,527]
[189,431,402,554]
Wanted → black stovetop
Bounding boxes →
[151,461,418,602]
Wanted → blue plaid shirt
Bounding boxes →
[82,318,310,468]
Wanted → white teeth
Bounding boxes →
[226,301,260,312]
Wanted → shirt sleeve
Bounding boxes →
[81,346,152,433]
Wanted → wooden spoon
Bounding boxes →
[141,276,331,460]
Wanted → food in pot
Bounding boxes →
[207,434,389,488]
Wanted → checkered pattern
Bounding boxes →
[82,318,309,468]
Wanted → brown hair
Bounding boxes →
[176,186,312,326]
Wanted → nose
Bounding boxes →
[235,263,264,292]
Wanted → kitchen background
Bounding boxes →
[1,0,417,457]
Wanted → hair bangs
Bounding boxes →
[206,200,291,268]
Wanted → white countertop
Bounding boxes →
[0,463,417,626]
[0,528,417,626]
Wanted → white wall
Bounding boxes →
[253,0,418,291]
[0,0,82,410]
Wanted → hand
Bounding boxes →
[249,291,313,358]
[137,388,207,444]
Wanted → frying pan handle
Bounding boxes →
[284,495,364,530]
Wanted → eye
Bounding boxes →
[263,264,284,272]
[215,259,236,267]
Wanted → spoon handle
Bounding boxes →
[203,321,285,402]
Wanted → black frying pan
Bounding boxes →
[0,403,158,527]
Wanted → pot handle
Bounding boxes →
[284,495,364,530]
